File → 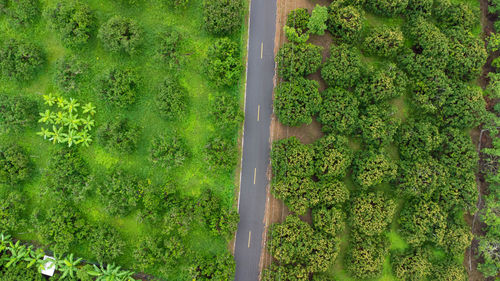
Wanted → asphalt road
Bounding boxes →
[234,0,277,280]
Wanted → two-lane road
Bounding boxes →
[234,0,277,280]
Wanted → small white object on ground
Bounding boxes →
[41,255,56,276]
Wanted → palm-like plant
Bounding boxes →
[0,234,12,253]
[77,131,93,147]
[50,125,64,144]
[65,98,80,113]
[54,111,66,125]
[5,241,29,268]
[36,127,53,139]
[38,109,54,124]
[57,97,66,108]
[81,115,95,131]
[89,263,135,281]
[82,102,96,115]
[64,113,81,130]
[57,253,82,279]
[62,129,81,147]
[24,247,45,270]
[43,93,57,106]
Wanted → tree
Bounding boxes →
[5,0,39,26]
[98,16,141,54]
[262,264,309,281]
[48,1,94,48]
[312,207,345,237]
[327,3,364,42]
[0,144,31,185]
[398,158,447,198]
[433,0,478,30]
[345,233,389,279]
[155,77,187,120]
[98,169,140,216]
[286,8,310,34]
[90,224,124,263]
[203,0,243,35]
[271,137,314,181]
[313,135,353,180]
[350,192,396,236]
[210,92,243,133]
[165,0,189,8]
[99,67,138,107]
[150,132,189,169]
[363,26,404,58]
[355,64,407,104]
[284,26,309,44]
[97,118,140,153]
[308,5,328,36]
[0,191,25,233]
[192,252,235,280]
[396,120,441,161]
[405,70,451,114]
[0,39,44,80]
[54,55,87,92]
[317,87,359,135]
[404,0,433,17]
[205,38,242,87]
[440,127,478,173]
[321,43,362,89]
[365,0,408,16]
[431,259,468,281]
[353,149,397,189]
[0,94,38,133]
[445,28,487,81]
[358,104,400,147]
[440,83,486,129]
[272,177,316,215]
[276,43,322,80]
[205,136,238,171]
[274,78,320,127]
[392,249,431,281]
[158,29,182,68]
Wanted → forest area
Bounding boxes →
[0,0,247,280]
[265,0,499,280]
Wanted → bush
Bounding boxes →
[0,144,30,185]
[150,132,189,169]
[355,64,407,104]
[90,224,125,262]
[274,78,321,127]
[5,0,39,25]
[54,55,87,92]
[445,28,487,81]
[346,233,388,279]
[286,8,310,34]
[350,192,396,236]
[398,158,446,198]
[205,38,242,87]
[317,87,359,135]
[158,29,182,68]
[97,118,140,153]
[308,5,328,36]
[271,137,314,181]
[327,3,364,42]
[0,39,44,80]
[211,92,243,132]
[205,136,238,171]
[313,135,353,180]
[431,259,468,281]
[99,67,139,107]
[0,261,44,280]
[358,104,400,146]
[276,43,322,80]
[433,0,478,30]
[440,83,486,129]
[404,0,433,17]
[440,128,477,173]
[192,252,236,280]
[396,120,441,161]
[365,0,408,16]
[406,70,451,114]
[353,149,397,189]
[203,0,243,35]
[363,26,404,58]
[0,191,25,232]
[155,78,187,120]
[98,16,141,54]
[272,177,316,215]
[98,169,140,216]
[321,43,362,89]
[0,94,38,133]
[392,249,431,281]
[312,207,345,237]
[48,1,94,47]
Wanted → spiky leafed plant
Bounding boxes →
[57,253,82,279]
[89,263,135,281]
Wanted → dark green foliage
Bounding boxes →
[206,38,243,87]
[90,224,124,262]
[158,29,182,68]
[358,104,400,146]
[43,148,89,202]
[54,55,87,92]
[276,43,322,80]
[440,128,477,173]
[5,0,39,25]
[192,252,236,280]
[211,92,243,133]
[205,136,238,171]
[445,28,487,81]
[203,0,243,35]
[396,120,441,161]
[0,144,30,185]
[477,235,500,277]
[392,249,431,281]
[317,87,359,135]
[0,191,25,232]
[406,70,450,114]
[274,78,320,127]
[365,0,408,16]
[99,67,139,107]
[312,207,345,237]
[353,149,397,189]
[97,118,140,153]
[441,221,473,256]
[345,233,389,279]
[286,8,310,34]
[33,199,89,253]
[313,135,353,180]
[355,64,407,104]
[0,94,38,133]
[431,259,468,281]
[350,192,396,236]
[272,177,316,215]
[262,264,309,281]
[198,189,239,239]
[441,83,486,129]
[327,3,364,42]
[321,43,362,89]
[271,137,314,181]
[433,0,478,30]
[0,261,44,280]
[48,1,94,48]
[398,158,446,198]
[155,77,188,120]
[313,180,350,207]
[150,132,189,169]
[405,0,433,17]
[363,26,404,58]
[98,16,141,54]
[98,169,139,216]
[0,39,44,81]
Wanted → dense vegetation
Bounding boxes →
[267,0,490,280]
[0,0,246,279]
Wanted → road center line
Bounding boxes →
[257,104,260,121]
[260,42,263,59]
[248,231,252,248]
[253,168,257,184]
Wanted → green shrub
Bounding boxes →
[0,191,25,232]
[99,67,139,107]
[48,1,94,48]
[0,261,44,280]
[98,169,140,216]
[355,64,407,104]
[353,149,397,189]
[392,249,431,281]
[431,259,468,281]
[313,135,353,180]
[312,207,345,237]
[317,87,359,135]
[193,252,236,280]
[0,144,31,185]
[398,158,446,198]
[327,3,364,42]
[286,8,310,34]
[350,192,396,236]
[396,120,441,161]
[211,92,243,132]
[155,77,187,120]
[308,5,328,35]
[0,39,44,81]
[272,177,316,215]
[284,25,309,43]
[433,0,478,30]
[158,29,182,68]
[441,83,486,129]
[358,104,400,146]
[98,16,141,54]
[205,136,238,171]
[203,0,243,35]
[445,28,487,81]
[404,0,433,17]
[150,132,189,169]
[363,26,404,58]
[271,136,314,181]
[90,224,125,262]
[321,43,362,89]
[5,0,39,25]
[276,43,322,80]
[97,118,140,153]
[0,94,38,133]
[365,0,408,16]
[274,78,320,127]
[54,55,87,92]
[205,38,242,87]
[345,233,389,279]
[198,189,239,239]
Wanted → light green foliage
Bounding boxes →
[308,5,328,36]
[321,43,362,88]
[284,25,309,43]
[286,8,310,34]
[353,149,397,188]
[37,94,95,147]
[486,72,500,99]
[274,78,320,127]
[206,38,243,87]
[98,16,141,54]
[0,144,31,185]
[350,192,396,236]
[276,42,323,80]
